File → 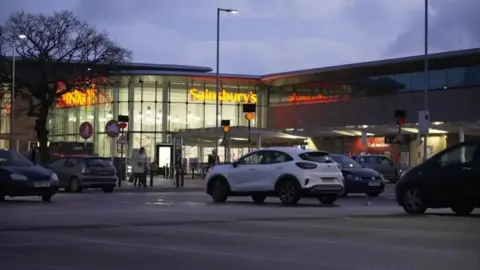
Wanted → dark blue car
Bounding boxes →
[0,150,59,202]
[329,154,385,197]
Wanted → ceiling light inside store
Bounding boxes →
[402,128,448,134]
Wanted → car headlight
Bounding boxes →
[51,173,59,181]
[346,174,361,181]
[11,173,27,181]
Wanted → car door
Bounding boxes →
[252,150,294,191]
[230,151,268,192]
[378,156,396,179]
[424,141,479,205]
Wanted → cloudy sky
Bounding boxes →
[1,0,479,74]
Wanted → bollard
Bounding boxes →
[175,170,180,187]
[191,168,195,179]
[164,165,167,178]
[149,168,153,187]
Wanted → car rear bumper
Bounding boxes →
[3,181,58,197]
[303,184,344,195]
[345,181,385,193]
[80,176,117,188]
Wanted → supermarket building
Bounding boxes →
[1,48,479,166]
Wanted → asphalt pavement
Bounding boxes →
[0,186,479,270]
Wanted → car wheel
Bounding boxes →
[102,186,115,193]
[210,178,229,203]
[69,177,83,193]
[251,194,266,204]
[402,187,427,215]
[366,191,381,197]
[41,194,53,202]
[451,205,475,216]
[0,195,4,202]
[277,179,301,205]
[317,194,338,205]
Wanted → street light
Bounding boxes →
[215,8,238,164]
[11,34,26,151]
[423,0,429,161]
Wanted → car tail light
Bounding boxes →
[295,162,317,169]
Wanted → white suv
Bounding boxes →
[205,147,344,205]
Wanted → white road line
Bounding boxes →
[38,234,354,270]
[246,220,480,240]
[140,225,477,256]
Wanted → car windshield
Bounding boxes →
[0,150,35,167]
[298,151,333,163]
[86,158,112,167]
[330,155,364,168]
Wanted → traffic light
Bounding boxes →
[221,120,230,133]
[394,109,406,127]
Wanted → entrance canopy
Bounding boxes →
[173,127,307,147]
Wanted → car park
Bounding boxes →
[0,149,59,202]
[329,154,385,197]
[395,140,480,215]
[46,156,117,193]
[205,147,344,205]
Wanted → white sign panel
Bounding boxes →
[418,110,430,135]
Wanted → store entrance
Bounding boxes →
[155,144,172,168]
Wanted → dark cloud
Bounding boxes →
[385,0,480,57]
[0,0,478,73]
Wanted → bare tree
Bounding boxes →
[0,10,132,162]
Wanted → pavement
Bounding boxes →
[0,186,479,270]
[111,175,204,192]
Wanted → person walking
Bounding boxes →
[132,147,149,187]
[27,143,40,164]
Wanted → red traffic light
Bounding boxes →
[119,122,128,129]
[396,118,405,126]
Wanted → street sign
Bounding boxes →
[418,110,430,135]
[174,137,183,170]
[105,120,120,138]
[117,134,128,145]
[79,122,93,140]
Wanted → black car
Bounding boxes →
[396,140,480,216]
[0,150,59,201]
[329,154,385,197]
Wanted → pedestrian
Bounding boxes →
[27,143,40,164]
[132,147,149,188]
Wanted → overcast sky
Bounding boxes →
[1,0,479,74]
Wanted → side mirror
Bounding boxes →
[325,159,334,164]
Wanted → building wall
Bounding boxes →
[267,87,480,129]
[48,77,265,160]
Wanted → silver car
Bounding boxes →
[46,156,117,193]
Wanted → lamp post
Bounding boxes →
[10,34,26,151]
[215,8,238,164]
[423,0,429,161]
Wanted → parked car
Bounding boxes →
[329,154,385,197]
[205,147,344,205]
[0,149,59,202]
[395,140,480,215]
[352,154,409,183]
[46,156,117,193]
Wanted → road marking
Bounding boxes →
[151,225,477,256]
[39,234,354,270]
[247,220,480,240]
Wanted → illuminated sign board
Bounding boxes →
[56,87,113,108]
[287,93,349,103]
[190,89,257,104]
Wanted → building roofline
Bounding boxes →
[261,47,480,81]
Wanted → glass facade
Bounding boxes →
[268,65,480,105]
[48,76,266,162]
